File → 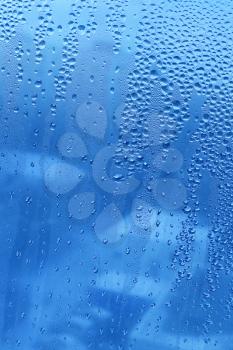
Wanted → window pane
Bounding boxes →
[0,1,232,349]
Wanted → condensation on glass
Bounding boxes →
[0,0,232,349]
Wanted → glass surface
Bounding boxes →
[0,1,232,349]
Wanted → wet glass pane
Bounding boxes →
[0,0,232,349]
